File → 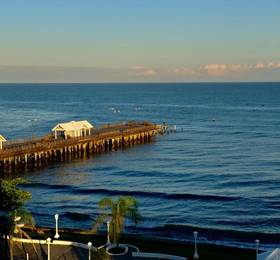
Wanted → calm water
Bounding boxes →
[1,83,280,248]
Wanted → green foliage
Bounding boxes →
[96,196,141,245]
[0,178,33,260]
[0,178,31,211]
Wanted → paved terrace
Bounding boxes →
[9,239,186,260]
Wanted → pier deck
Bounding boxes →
[0,121,163,172]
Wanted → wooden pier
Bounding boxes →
[0,121,163,173]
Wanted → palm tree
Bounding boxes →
[93,196,141,247]
[10,209,39,260]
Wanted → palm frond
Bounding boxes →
[19,229,39,258]
[91,213,108,233]
[94,196,141,245]
[17,208,36,226]
[126,207,141,225]
[99,197,113,210]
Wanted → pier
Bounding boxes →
[0,121,164,173]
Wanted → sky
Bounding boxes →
[0,0,280,82]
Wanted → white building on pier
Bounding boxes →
[0,135,6,149]
[52,120,94,140]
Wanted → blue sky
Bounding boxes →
[0,0,280,82]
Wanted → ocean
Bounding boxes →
[1,82,280,249]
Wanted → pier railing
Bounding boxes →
[0,121,160,160]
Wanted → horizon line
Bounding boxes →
[0,81,280,85]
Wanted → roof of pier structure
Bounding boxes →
[52,120,94,132]
[0,135,6,142]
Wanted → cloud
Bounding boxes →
[203,64,228,76]
[200,61,280,77]
[0,61,279,82]
[161,67,196,76]
[130,66,196,77]
[270,62,280,68]
[133,68,157,76]
[255,63,265,69]
[130,66,158,77]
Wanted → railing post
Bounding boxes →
[54,214,60,239]
[88,242,92,260]
[255,239,260,260]
[106,220,111,245]
[46,237,51,260]
[193,231,199,259]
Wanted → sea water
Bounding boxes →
[1,82,280,248]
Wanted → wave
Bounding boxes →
[31,210,95,224]
[222,179,280,188]
[217,218,280,228]
[112,169,185,178]
[21,182,73,190]
[103,101,280,112]
[22,182,240,202]
[72,188,240,202]
[90,166,116,172]
[62,212,93,221]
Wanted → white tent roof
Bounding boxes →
[258,248,280,260]
[52,120,94,132]
[0,135,6,142]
